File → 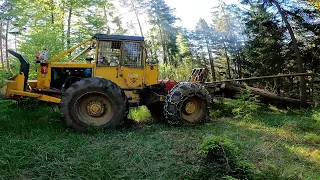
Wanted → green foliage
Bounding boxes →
[243,5,285,75]
[256,165,294,180]
[158,62,193,81]
[208,93,261,121]
[230,90,261,119]
[128,106,151,122]
[147,0,179,65]
[1,0,127,80]
[304,133,320,145]
[222,176,239,180]
[197,136,255,180]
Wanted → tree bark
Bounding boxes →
[205,38,216,81]
[223,41,231,79]
[208,72,312,83]
[272,0,307,106]
[237,51,242,78]
[219,82,305,107]
[157,18,167,65]
[5,19,10,72]
[0,20,4,70]
[67,7,72,51]
[50,0,55,24]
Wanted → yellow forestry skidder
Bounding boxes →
[1,34,211,131]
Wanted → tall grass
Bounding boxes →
[0,99,319,179]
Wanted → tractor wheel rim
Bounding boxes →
[181,97,205,123]
[75,92,114,126]
[87,101,105,117]
[185,101,197,114]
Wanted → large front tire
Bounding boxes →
[60,78,128,131]
[164,82,212,125]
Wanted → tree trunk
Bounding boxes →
[67,7,72,51]
[157,18,167,65]
[205,38,216,81]
[272,0,307,106]
[130,0,144,36]
[0,20,4,70]
[151,36,158,60]
[220,82,305,107]
[237,51,242,78]
[50,0,55,24]
[166,38,171,64]
[223,41,231,79]
[5,19,10,72]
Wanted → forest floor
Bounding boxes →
[0,99,319,179]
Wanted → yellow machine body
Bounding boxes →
[2,34,158,103]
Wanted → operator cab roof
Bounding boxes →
[93,34,144,41]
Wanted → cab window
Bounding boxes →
[97,40,121,67]
[97,40,142,68]
[123,42,142,68]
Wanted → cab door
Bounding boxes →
[119,41,144,89]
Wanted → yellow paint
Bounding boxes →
[159,95,165,101]
[144,65,158,86]
[124,90,140,102]
[4,36,160,104]
[8,90,61,103]
[51,62,94,68]
[4,73,25,97]
[27,80,37,88]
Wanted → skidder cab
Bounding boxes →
[1,33,211,131]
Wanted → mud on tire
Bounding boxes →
[60,78,128,131]
[164,82,212,125]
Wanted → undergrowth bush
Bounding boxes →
[210,90,262,120]
[256,165,294,180]
[231,90,261,119]
[193,136,295,180]
[128,106,151,122]
[304,133,320,145]
[196,136,255,180]
[0,70,13,87]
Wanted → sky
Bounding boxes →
[118,0,240,35]
[164,0,239,30]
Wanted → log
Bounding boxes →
[218,82,307,107]
[207,73,313,83]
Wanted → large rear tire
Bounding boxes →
[60,78,128,131]
[164,82,212,125]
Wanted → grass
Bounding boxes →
[0,99,319,179]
